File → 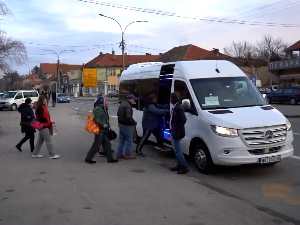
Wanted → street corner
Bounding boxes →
[262,183,300,205]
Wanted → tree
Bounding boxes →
[255,35,289,61]
[31,65,40,74]
[1,70,22,91]
[223,40,256,59]
[0,1,27,73]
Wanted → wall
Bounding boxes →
[68,69,82,80]
[97,67,107,81]
[107,66,121,90]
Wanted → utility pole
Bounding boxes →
[42,49,74,92]
[99,14,147,72]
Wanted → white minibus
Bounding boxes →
[119,60,294,174]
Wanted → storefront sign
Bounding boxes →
[83,68,97,87]
[268,57,300,71]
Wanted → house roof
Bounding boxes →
[151,44,227,62]
[24,74,39,80]
[41,76,56,84]
[84,52,158,68]
[40,63,82,74]
[196,56,268,67]
[287,40,300,51]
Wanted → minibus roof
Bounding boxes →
[120,60,247,81]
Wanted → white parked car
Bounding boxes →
[0,90,39,111]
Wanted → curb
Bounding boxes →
[71,98,119,102]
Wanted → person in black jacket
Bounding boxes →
[51,91,57,107]
[16,98,35,152]
[169,92,189,175]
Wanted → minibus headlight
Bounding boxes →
[286,118,292,131]
[210,125,238,137]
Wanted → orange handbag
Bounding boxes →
[84,107,99,134]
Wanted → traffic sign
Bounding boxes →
[83,68,97,87]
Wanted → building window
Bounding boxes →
[108,85,116,91]
[107,69,116,76]
[71,71,74,75]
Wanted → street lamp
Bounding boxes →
[99,14,148,71]
[42,49,74,92]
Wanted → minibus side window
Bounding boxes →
[137,78,159,111]
[174,80,197,115]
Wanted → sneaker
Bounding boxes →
[177,166,190,175]
[32,154,43,158]
[85,159,96,164]
[134,151,145,157]
[154,145,164,150]
[16,145,22,152]
[170,165,181,172]
[116,155,125,160]
[124,156,136,160]
[49,155,60,159]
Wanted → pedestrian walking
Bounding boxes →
[169,92,189,174]
[135,94,169,156]
[45,91,50,107]
[116,94,137,160]
[51,90,57,107]
[32,96,60,159]
[85,96,118,164]
[16,98,35,152]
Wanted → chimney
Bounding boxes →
[145,53,151,55]
[99,52,103,55]
[125,53,127,55]
[112,49,115,59]
[159,53,162,55]
[213,48,220,56]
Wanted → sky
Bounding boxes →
[1,0,300,75]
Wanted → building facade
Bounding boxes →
[268,40,300,87]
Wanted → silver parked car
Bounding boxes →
[107,90,118,98]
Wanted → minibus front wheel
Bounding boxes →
[192,142,215,174]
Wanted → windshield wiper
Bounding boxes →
[231,104,264,108]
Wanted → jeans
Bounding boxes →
[117,124,132,157]
[171,138,187,167]
[136,126,163,153]
[33,128,55,156]
[86,133,113,161]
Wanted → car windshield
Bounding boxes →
[2,92,17,98]
[190,76,267,110]
[58,94,68,97]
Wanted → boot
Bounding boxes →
[177,166,190,175]
[16,144,22,152]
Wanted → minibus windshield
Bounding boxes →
[190,76,267,110]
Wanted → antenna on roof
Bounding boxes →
[215,60,220,73]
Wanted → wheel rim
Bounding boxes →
[290,98,296,105]
[12,105,16,110]
[195,149,207,169]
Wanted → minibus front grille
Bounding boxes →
[241,125,287,146]
[248,146,282,155]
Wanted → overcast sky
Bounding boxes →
[2,0,300,75]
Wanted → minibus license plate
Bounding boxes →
[258,155,281,164]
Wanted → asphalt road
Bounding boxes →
[68,99,300,223]
[0,99,300,224]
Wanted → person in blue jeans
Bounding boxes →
[169,92,189,174]
[116,95,137,160]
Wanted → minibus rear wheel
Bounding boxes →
[192,143,215,174]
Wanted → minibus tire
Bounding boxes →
[192,143,215,174]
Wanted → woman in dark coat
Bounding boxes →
[16,98,36,152]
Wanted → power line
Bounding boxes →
[78,0,300,27]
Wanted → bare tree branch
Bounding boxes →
[0,1,27,74]
[223,40,256,59]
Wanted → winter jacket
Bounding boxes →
[142,103,168,130]
[170,103,187,140]
[18,103,35,133]
[36,104,52,128]
[93,104,110,133]
[117,100,136,126]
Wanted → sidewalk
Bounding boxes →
[72,96,119,101]
[0,106,290,225]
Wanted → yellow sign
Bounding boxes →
[83,68,97,87]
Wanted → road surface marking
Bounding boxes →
[110,116,117,118]
[262,183,300,205]
[108,107,116,109]
[291,155,300,160]
[75,108,79,110]
[293,133,300,135]
[88,111,92,113]
[81,109,86,111]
